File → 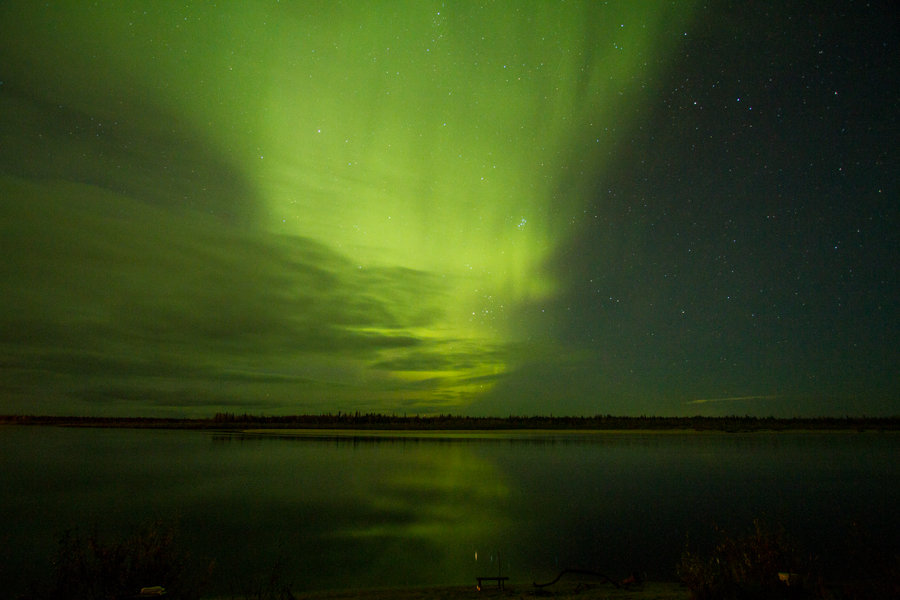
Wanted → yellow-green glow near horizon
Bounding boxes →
[0,1,696,414]
[243,3,694,404]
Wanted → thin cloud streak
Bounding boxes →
[686,395,778,405]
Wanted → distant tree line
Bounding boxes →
[208,412,900,431]
[4,413,898,431]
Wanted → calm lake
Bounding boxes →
[1,427,898,596]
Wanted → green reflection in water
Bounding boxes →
[211,431,515,586]
[336,442,508,540]
[302,440,510,587]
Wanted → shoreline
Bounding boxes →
[256,581,691,600]
[3,414,898,433]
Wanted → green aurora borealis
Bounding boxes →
[1,2,897,417]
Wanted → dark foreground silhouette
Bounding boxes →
[16,519,899,600]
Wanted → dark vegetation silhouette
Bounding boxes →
[679,520,815,599]
[38,521,212,600]
[3,413,898,431]
[678,520,900,599]
[226,555,296,600]
[20,521,298,600]
[17,518,898,599]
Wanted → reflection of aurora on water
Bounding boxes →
[2,428,899,595]
[0,1,696,415]
[329,442,510,585]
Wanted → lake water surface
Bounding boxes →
[1,427,897,596]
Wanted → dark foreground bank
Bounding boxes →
[284,581,690,600]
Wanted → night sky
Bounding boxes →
[1,1,896,418]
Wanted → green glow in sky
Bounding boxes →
[0,2,697,415]
[243,2,690,402]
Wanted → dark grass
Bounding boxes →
[28,521,213,600]
[677,520,900,599]
[15,518,898,600]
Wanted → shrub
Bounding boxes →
[230,556,296,600]
[830,521,900,600]
[678,520,816,599]
[48,521,212,600]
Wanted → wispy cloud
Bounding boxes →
[686,395,777,405]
